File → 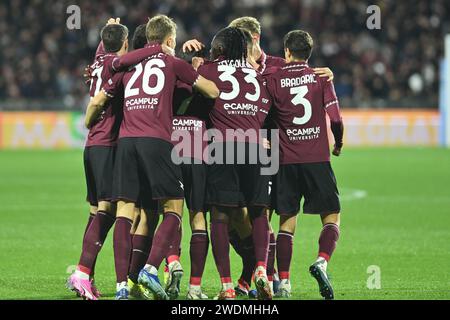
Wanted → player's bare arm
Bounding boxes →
[193,75,220,99]
[84,90,109,129]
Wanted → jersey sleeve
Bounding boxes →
[111,44,162,71]
[172,57,199,86]
[323,80,340,112]
[323,80,344,147]
[102,72,124,98]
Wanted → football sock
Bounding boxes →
[277,230,294,280]
[189,230,209,286]
[267,232,276,281]
[113,217,133,283]
[128,234,153,283]
[318,223,340,262]
[83,213,96,239]
[251,214,270,268]
[229,234,255,285]
[78,211,115,273]
[146,212,181,269]
[211,220,231,281]
[167,224,182,264]
[82,214,95,276]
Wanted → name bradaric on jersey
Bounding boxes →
[281,74,317,88]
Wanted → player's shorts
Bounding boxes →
[206,142,271,208]
[180,158,207,212]
[112,137,184,203]
[84,145,115,206]
[272,162,340,216]
[135,179,161,214]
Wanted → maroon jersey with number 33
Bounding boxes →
[198,58,272,143]
[266,62,342,164]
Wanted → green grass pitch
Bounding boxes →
[0,148,449,300]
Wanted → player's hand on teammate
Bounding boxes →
[106,18,121,25]
[182,39,205,53]
[332,144,342,157]
[192,57,205,71]
[313,67,334,82]
[263,138,271,150]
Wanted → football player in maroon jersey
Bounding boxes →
[182,21,334,298]
[86,15,219,300]
[67,18,128,301]
[266,30,343,300]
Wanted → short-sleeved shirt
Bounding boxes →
[105,51,199,143]
[198,58,272,143]
[266,62,339,164]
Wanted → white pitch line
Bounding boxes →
[340,188,368,201]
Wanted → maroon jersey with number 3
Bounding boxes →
[198,58,272,143]
[266,62,341,164]
[107,49,199,143]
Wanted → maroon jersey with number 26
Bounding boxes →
[266,62,343,164]
[111,47,199,143]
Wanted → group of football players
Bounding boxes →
[67,14,344,301]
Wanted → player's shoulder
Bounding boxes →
[198,60,218,76]
[265,54,286,67]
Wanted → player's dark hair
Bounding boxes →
[100,24,129,53]
[283,30,313,61]
[132,24,147,50]
[211,27,247,62]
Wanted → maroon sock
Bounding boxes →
[78,211,115,272]
[83,213,96,240]
[318,224,340,261]
[189,230,209,285]
[113,217,133,283]
[229,232,255,285]
[251,214,270,268]
[128,234,153,283]
[211,220,231,282]
[147,212,181,269]
[267,232,276,281]
[276,231,294,280]
[167,224,182,262]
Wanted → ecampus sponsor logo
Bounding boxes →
[125,97,159,111]
[172,118,203,132]
[287,126,320,140]
[224,103,258,116]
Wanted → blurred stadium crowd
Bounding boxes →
[0,0,448,110]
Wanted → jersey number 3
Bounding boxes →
[291,85,312,125]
